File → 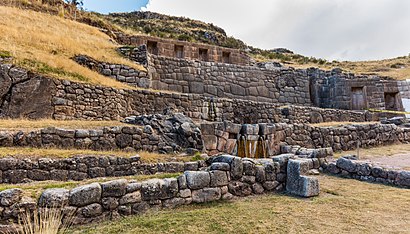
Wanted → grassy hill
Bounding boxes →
[0,5,143,89]
[0,0,409,82]
[101,11,247,49]
[252,48,410,80]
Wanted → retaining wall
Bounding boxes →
[0,124,202,154]
[73,55,150,89]
[326,157,410,188]
[0,155,320,228]
[0,61,383,123]
[0,155,206,184]
[150,56,311,105]
[202,122,410,154]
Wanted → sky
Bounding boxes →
[83,0,410,61]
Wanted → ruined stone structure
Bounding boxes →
[326,157,410,188]
[115,33,251,66]
[0,154,322,229]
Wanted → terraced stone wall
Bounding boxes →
[326,157,410,188]
[0,61,380,123]
[0,154,321,229]
[202,122,410,154]
[149,56,311,105]
[0,155,205,184]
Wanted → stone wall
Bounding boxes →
[150,56,311,105]
[0,154,320,228]
[202,121,410,155]
[0,61,383,123]
[0,124,202,154]
[0,63,56,119]
[397,80,410,99]
[326,157,410,188]
[309,68,403,111]
[73,55,151,89]
[0,155,206,184]
[115,33,251,66]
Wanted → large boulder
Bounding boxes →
[101,179,128,197]
[286,159,319,197]
[336,157,357,173]
[191,188,221,203]
[38,188,69,207]
[69,183,102,207]
[184,171,210,190]
[0,189,23,206]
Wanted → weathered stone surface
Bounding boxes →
[184,171,210,190]
[0,189,23,206]
[141,178,178,200]
[209,155,243,180]
[286,159,319,197]
[119,191,141,205]
[191,188,221,203]
[178,189,191,198]
[101,179,128,197]
[126,183,142,193]
[69,183,102,206]
[210,162,230,171]
[101,197,119,211]
[336,158,357,173]
[252,183,264,194]
[262,181,280,191]
[79,203,103,218]
[38,188,69,207]
[162,197,185,208]
[396,171,410,187]
[228,181,252,197]
[5,77,56,119]
[209,170,229,187]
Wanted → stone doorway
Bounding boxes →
[199,48,208,61]
[174,45,184,58]
[351,87,366,110]
[147,41,158,55]
[384,92,399,110]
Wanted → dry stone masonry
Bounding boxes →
[326,157,410,188]
[202,121,410,155]
[0,154,321,228]
[0,114,203,154]
[73,55,150,89]
[0,155,205,184]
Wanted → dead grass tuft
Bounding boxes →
[0,119,130,130]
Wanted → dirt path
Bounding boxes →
[362,153,410,170]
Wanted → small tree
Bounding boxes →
[65,0,83,7]
[64,0,83,19]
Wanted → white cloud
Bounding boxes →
[142,0,410,61]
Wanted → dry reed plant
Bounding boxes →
[11,207,75,234]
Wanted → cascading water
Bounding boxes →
[236,134,269,158]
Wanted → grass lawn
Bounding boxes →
[0,173,181,199]
[71,175,410,234]
[0,119,131,130]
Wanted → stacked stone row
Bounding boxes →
[326,157,410,188]
[202,121,410,155]
[0,155,206,184]
[73,55,150,89]
[0,155,294,226]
